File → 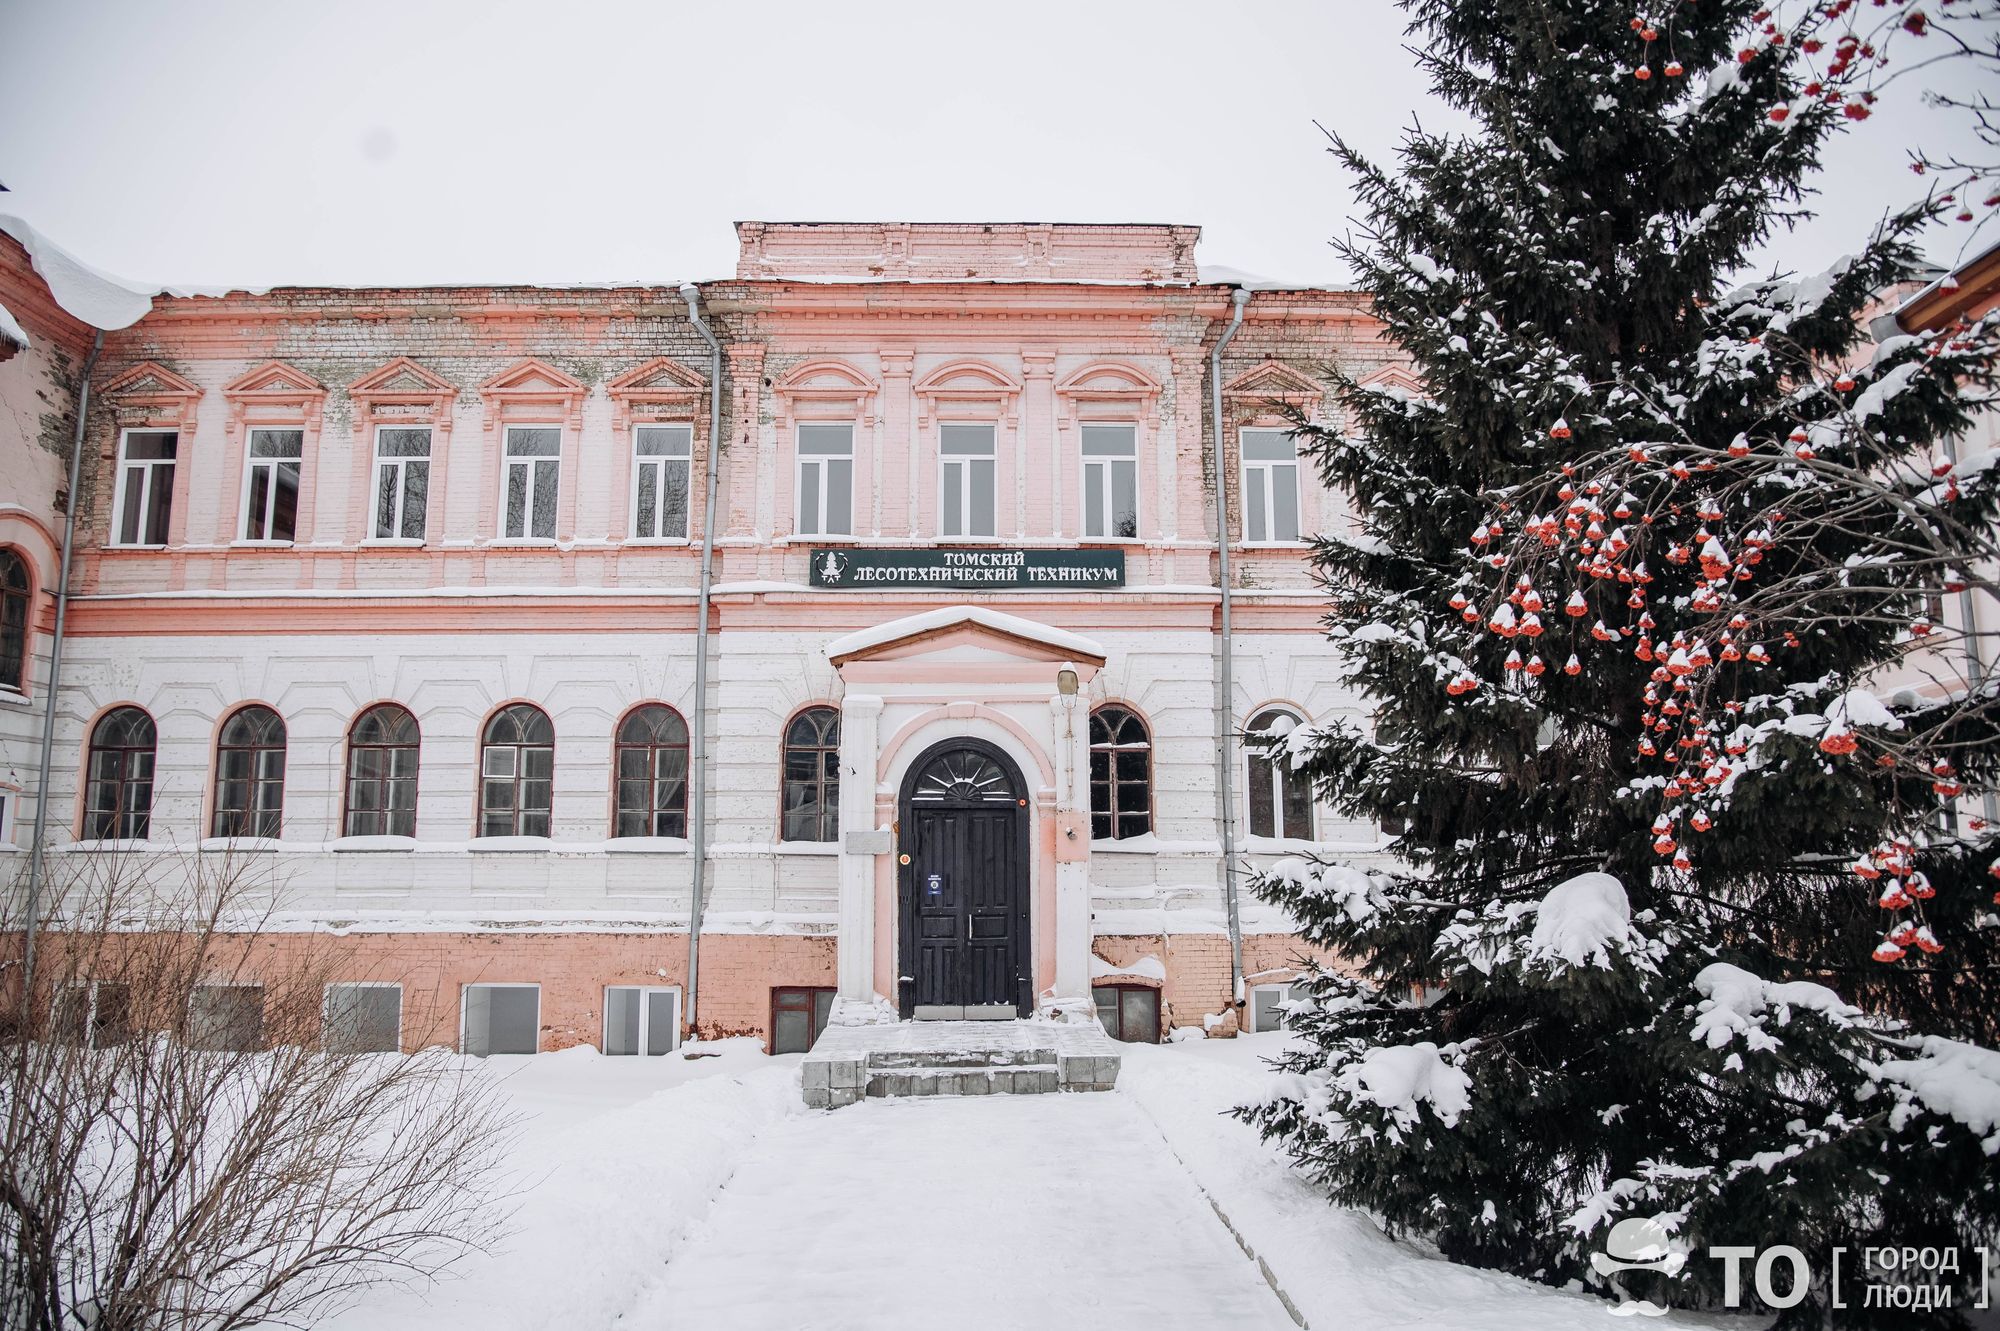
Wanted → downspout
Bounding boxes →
[1211,287,1250,1021]
[21,328,103,995]
[680,285,722,1037]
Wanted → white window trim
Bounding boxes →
[1239,427,1304,547]
[111,428,178,549]
[498,424,562,544]
[236,426,304,546]
[1248,982,1305,1033]
[794,423,855,538]
[1079,422,1141,543]
[369,424,433,546]
[0,785,16,846]
[602,983,682,1055]
[460,982,541,1056]
[322,981,404,1051]
[937,422,998,541]
[1246,709,1314,841]
[629,424,694,543]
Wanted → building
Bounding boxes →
[0,217,1403,1053]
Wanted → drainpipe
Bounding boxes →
[1210,287,1250,1021]
[680,285,722,1037]
[21,328,103,996]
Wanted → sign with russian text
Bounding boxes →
[807,547,1126,589]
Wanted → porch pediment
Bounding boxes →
[825,606,1106,669]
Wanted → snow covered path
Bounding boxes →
[622,1092,1298,1331]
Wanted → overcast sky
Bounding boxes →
[0,0,1989,291]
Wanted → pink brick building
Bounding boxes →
[0,217,1402,1053]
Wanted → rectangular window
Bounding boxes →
[604,985,679,1056]
[53,980,131,1048]
[795,424,854,537]
[1250,982,1310,1034]
[632,425,692,540]
[1080,424,1138,540]
[938,423,996,539]
[462,983,540,1056]
[187,984,264,1052]
[1241,428,1301,544]
[372,426,432,541]
[1093,984,1160,1044]
[770,986,834,1054]
[324,983,402,1053]
[240,427,304,542]
[114,430,178,546]
[501,426,561,540]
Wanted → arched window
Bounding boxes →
[85,707,156,840]
[479,703,554,837]
[1089,705,1152,841]
[1246,707,1313,841]
[212,705,286,838]
[0,548,28,693]
[344,704,420,837]
[615,704,688,837]
[780,707,840,842]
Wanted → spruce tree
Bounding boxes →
[1243,1,2000,1324]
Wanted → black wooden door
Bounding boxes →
[899,742,1028,1017]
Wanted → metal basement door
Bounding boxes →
[898,740,1030,1019]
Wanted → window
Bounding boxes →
[632,425,692,540]
[0,547,28,692]
[211,705,286,839]
[53,981,131,1048]
[479,703,554,837]
[938,423,996,538]
[1250,981,1309,1033]
[1089,705,1152,841]
[113,429,177,546]
[372,426,431,541]
[770,986,834,1054]
[1081,423,1138,540]
[1241,428,1301,544]
[780,707,840,842]
[1093,985,1160,1043]
[84,706,156,840]
[239,427,303,542]
[187,984,264,1052]
[605,986,679,1055]
[795,423,853,537]
[344,704,420,837]
[501,426,560,540]
[324,983,402,1053]
[462,983,539,1056]
[614,704,688,838]
[1247,707,1313,840]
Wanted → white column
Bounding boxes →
[836,693,884,1002]
[1052,688,1093,1002]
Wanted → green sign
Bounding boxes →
[807,547,1126,590]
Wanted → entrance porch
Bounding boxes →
[800,1018,1123,1109]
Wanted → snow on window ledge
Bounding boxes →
[197,836,284,854]
[330,835,418,853]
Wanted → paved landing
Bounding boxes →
[624,1092,1296,1331]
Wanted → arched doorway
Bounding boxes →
[897,737,1031,1019]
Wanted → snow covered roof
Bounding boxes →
[824,605,1107,664]
[0,213,161,330]
[0,299,26,355]
[1893,237,2000,333]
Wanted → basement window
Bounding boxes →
[187,984,264,1051]
[770,986,834,1054]
[1249,981,1309,1034]
[605,985,679,1055]
[1093,984,1160,1044]
[53,981,131,1048]
[324,983,403,1053]
[462,983,540,1057]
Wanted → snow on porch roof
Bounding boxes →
[823,605,1107,665]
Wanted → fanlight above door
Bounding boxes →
[910,749,1016,803]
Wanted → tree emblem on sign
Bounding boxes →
[817,551,847,583]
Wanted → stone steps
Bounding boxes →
[801,1019,1122,1109]
[865,1064,1060,1097]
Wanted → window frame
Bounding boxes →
[343,703,421,838]
[322,981,404,1053]
[1092,984,1161,1044]
[83,706,157,841]
[603,984,681,1056]
[497,424,562,543]
[111,428,179,548]
[937,421,998,540]
[629,424,694,543]
[769,985,835,1054]
[53,979,132,1048]
[237,426,305,545]
[0,546,30,694]
[210,704,287,839]
[1079,422,1141,542]
[477,703,555,838]
[368,424,433,545]
[1088,704,1153,842]
[186,983,265,1052]
[460,982,541,1057]
[1246,706,1314,841]
[793,422,856,539]
[1249,981,1309,1034]
[778,706,841,844]
[1239,426,1303,546]
[612,703,689,839]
